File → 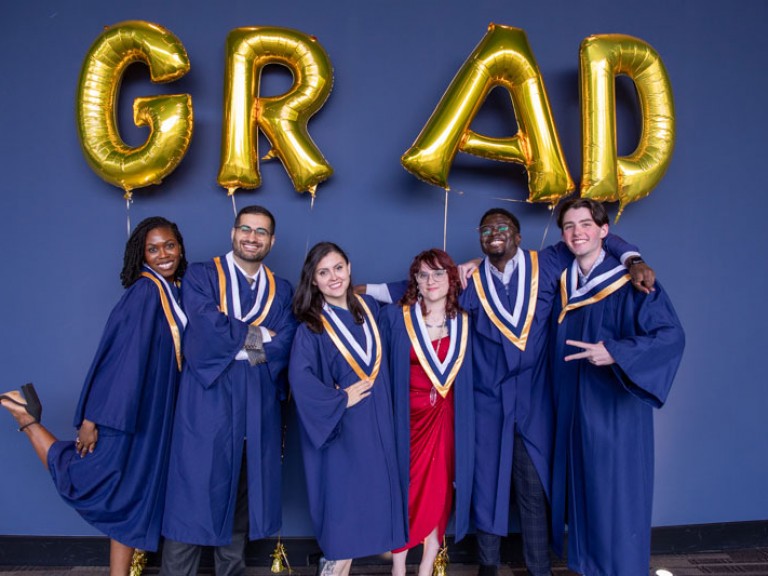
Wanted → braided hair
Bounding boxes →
[120,216,188,288]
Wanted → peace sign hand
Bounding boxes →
[564,340,615,366]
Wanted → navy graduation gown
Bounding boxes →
[551,255,685,576]
[378,304,475,543]
[460,236,638,536]
[162,257,296,546]
[48,270,184,550]
[288,296,406,560]
[460,246,564,535]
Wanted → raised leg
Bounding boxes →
[1,390,55,468]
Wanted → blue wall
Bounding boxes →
[1,0,766,538]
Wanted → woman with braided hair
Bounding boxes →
[0,216,188,576]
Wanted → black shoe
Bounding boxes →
[0,382,42,430]
[478,565,497,576]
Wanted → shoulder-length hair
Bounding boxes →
[293,241,364,333]
[399,248,463,318]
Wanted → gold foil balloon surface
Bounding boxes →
[76,21,193,199]
[218,27,334,197]
[579,34,675,217]
[402,23,574,204]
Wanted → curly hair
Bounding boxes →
[399,248,463,319]
[120,216,187,288]
[293,242,364,334]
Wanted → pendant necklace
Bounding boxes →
[426,312,446,407]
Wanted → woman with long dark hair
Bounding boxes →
[0,217,187,576]
[379,248,474,576]
[289,242,406,576]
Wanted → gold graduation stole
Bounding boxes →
[471,251,539,351]
[403,305,468,398]
[557,263,630,324]
[321,295,382,382]
[140,270,185,371]
[213,254,276,326]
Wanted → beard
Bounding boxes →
[233,240,270,263]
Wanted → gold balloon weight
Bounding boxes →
[130,549,147,576]
[433,538,449,576]
[271,539,291,574]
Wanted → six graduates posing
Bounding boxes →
[1,201,683,576]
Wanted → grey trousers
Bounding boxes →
[160,453,249,576]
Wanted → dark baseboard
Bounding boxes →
[1,521,766,567]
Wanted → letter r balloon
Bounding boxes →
[217,27,334,197]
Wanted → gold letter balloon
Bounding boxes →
[580,34,675,218]
[402,23,574,204]
[218,27,334,198]
[75,21,193,199]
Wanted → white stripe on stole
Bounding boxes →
[225,251,267,322]
[568,261,627,299]
[142,265,187,328]
[322,302,373,365]
[414,305,457,374]
[484,249,526,327]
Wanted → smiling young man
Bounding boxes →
[550,198,685,576]
[161,205,297,576]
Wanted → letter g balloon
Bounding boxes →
[75,21,194,199]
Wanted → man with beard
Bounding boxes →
[161,205,297,576]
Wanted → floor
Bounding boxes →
[1,548,767,576]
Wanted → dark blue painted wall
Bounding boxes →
[1,0,766,537]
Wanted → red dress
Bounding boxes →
[394,337,456,551]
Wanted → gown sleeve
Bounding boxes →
[289,325,349,449]
[604,283,685,408]
[181,263,249,389]
[261,278,298,383]
[540,233,640,271]
[75,279,162,433]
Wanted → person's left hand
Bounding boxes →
[458,258,482,289]
[564,339,615,366]
[629,262,655,294]
[76,418,99,457]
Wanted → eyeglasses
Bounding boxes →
[479,224,515,237]
[235,225,271,237]
[415,269,448,282]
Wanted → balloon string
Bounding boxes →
[442,188,449,252]
[231,194,238,218]
[126,196,132,237]
[490,196,529,204]
[304,194,315,259]
[540,205,557,250]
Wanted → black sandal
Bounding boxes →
[0,382,42,431]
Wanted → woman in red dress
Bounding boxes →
[380,249,474,576]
